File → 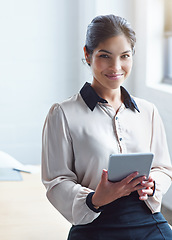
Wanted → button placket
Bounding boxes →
[114,113,126,153]
[99,103,126,153]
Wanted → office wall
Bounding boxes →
[0,0,80,164]
[0,0,135,165]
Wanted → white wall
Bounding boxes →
[0,0,80,164]
[0,0,135,165]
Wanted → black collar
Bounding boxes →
[80,82,140,112]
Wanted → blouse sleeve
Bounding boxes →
[145,104,172,213]
[41,104,100,225]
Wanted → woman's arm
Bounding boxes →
[144,105,172,213]
[41,104,100,225]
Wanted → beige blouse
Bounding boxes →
[42,84,172,225]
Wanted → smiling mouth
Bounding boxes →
[105,73,124,80]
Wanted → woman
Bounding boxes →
[42,15,172,239]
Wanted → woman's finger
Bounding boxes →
[138,187,153,201]
[101,169,108,182]
[130,175,147,187]
[122,171,139,184]
[139,194,148,201]
[141,180,154,188]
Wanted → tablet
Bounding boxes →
[108,153,154,182]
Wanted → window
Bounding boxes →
[163,0,172,83]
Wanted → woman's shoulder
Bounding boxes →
[47,92,84,116]
[132,96,161,119]
[132,96,156,112]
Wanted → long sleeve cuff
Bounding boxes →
[86,192,104,213]
[148,181,156,197]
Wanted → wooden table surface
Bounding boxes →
[0,171,71,240]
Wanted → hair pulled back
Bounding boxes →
[85,14,136,55]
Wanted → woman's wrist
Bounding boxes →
[91,193,101,208]
[86,192,104,213]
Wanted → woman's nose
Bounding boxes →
[110,58,121,72]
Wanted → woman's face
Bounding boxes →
[86,35,133,91]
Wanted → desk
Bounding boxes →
[0,171,71,240]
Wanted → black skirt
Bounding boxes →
[67,192,172,240]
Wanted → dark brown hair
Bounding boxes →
[85,14,136,56]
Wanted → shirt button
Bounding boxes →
[115,117,118,120]
[119,138,122,141]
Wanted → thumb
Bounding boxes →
[101,169,108,182]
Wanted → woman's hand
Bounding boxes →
[92,169,146,208]
[137,176,154,201]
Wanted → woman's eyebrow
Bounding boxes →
[121,50,132,54]
[98,49,112,54]
[98,49,132,54]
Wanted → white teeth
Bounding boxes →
[108,73,123,76]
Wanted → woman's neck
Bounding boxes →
[91,82,123,112]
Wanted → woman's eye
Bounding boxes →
[121,54,130,59]
[99,54,110,58]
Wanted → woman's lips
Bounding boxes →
[105,73,123,80]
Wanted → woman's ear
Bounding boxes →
[83,46,91,66]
